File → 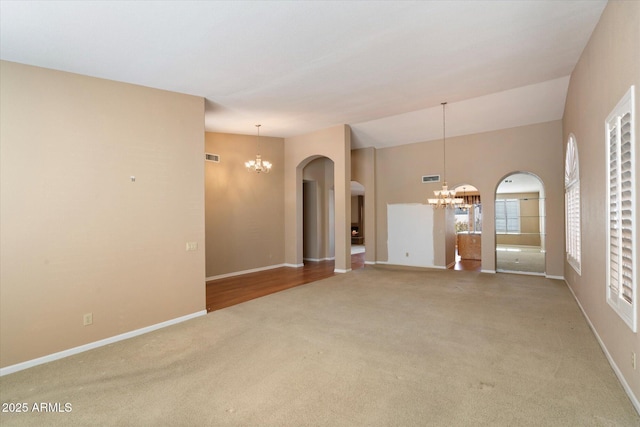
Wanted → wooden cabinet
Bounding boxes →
[458,233,481,260]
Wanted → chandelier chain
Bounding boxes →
[442,102,447,183]
[427,101,462,208]
[256,124,261,154]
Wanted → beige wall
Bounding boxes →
[0,61,205,368]
[375,120,564,275]
[351,196,359,224]
[303,181,318,259]
[563,1,640,405]
[351,147,377,263]
[284,125,351,272]
[204,132,284,277]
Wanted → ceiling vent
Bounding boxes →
[422,175,440,183]
[205,153,220,163]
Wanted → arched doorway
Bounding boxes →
[495,172,546,275]
[451,184,482,271]
[283,125,351,273]
[302,157,335,263]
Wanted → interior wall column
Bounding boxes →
[284,125,351,272]
[333,125,351,272]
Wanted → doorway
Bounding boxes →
[350,180,365,249]
[451,184,482,271]
[495,172,546,275]
[302,157,334,262]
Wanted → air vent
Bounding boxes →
[205,153,220,163]
[422,175,440,183]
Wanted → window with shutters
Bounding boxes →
[606,86,636,332]
[565,134,581,274]
[495,199,520,234]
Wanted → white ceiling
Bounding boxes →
[0,1,607,149]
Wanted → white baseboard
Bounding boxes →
[374,261,441,269]
[545,274,565,280]
[565,281,640,415]
[364,261,376,265]
[334,268,352,273]
[481,269,496,274]
[284,263,304,268]
[496,269,545,277]
[206,263,285,281]
[303,257,334,262]
[0,310,207,377]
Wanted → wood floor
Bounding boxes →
[206,250,480,313]
[451,257,482,271]
[206,253,365,312]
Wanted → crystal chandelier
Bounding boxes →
[428,102,463,208]
[245,124,272,174]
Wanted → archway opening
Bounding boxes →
[302,157,335,263]
[451,184,482,271]
[495,172,546,275]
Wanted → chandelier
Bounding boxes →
[428,102,463,208]
[245,124,272,173]
[460,187,481,211]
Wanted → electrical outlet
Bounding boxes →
[83,313,93,326]
[185,242,198,251]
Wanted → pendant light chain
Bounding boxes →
[256,124,261,156]
[427,101,462,208]
[442,102,447,184]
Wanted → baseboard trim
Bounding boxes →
[206,264,285,281]
[364,261,376,265]
[0,310,207,377]
[496,269,545,277]
[565,281,640,415]
[303,257,334,262]
[284,263,304,268]
[374,261,440,269]
[481,269,496,274]
[334,268,352,273]
[545,274,565,280]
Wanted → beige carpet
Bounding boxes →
[496,245,546,275]
[1,267,638,426]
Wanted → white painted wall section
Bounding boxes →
[387,204,435,267]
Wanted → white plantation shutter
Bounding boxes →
[620,112,633,304]
[506,200,520,233]
[495,199,520,233]
[606,86,636,332]
[495,200,506,232]
[565,135,581,273]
